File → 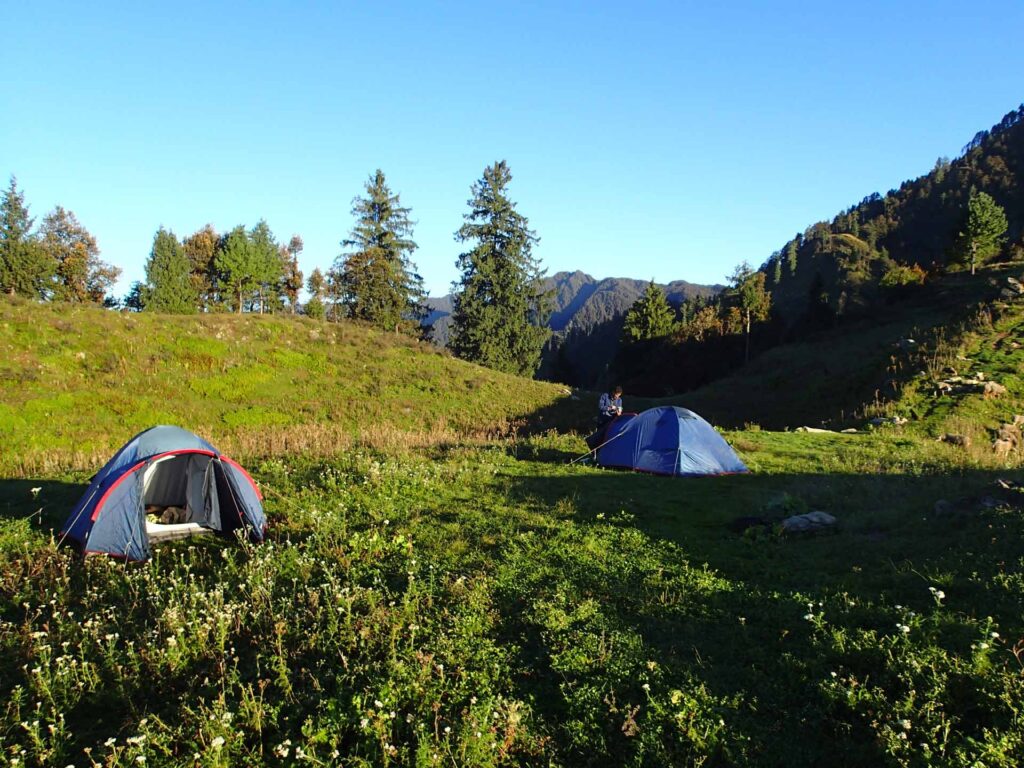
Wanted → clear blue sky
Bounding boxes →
[3,1,1023,297]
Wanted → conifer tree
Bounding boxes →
[450,161,549,376]
[281,235,304,313]
[333,170,424,332]
[144,227,196,313]
[0,177,52,298]
[216,225,260,313]
[40,206,120,303]
[621,281,676,342]
[958,191,1008,275]
[785,238,799,276]
[728,261,771,363]
[250,220,283,313]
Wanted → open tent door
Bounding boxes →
[213,458,267,541]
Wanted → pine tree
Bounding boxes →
[281,235,304,313]
[215,225,261,313]
[0,177,53,298]
[785,238,799,276]
[621,281,676,342]
[144,227,196,313]
[250,220,283,313]
[40,206,120,303]
[727,262,772,363]
[333,170,424,332]
[450,161,549,376]
[958,191,1008,275]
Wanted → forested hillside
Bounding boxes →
[614,103,1024,398]
[763,104,1024,323]
[425,271,720,386]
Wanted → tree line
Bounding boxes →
[0,161,550,378]
[0,178,121,304]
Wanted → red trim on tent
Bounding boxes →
[220,456,263,500]
[89,449,217,522]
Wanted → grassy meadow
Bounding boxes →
[2,296,1024,766]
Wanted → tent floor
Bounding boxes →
[145,520,212,543]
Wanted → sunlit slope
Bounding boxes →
[663,266,1023,432]
[0,299,572,474]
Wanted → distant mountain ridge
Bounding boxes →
[424,271,721,386]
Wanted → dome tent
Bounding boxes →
[597,406,748,476]
[61,426,266,561]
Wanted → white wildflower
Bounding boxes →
[211,736,225,749]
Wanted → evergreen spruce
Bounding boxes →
[450,161,549,376]
[250,220,283,313]
[958,191,1008,275]
[0,177,53,298]
[728,261,772,363]
[621,281,676,342]
[215,225,261,313]
[333,170,424,332]
[282,235,304,313]
[144,227,196,313]
[785,238,799,276]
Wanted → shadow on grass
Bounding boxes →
[490,466,1024,766]
[0,478,86,531]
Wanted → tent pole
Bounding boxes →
[568,427,629,466]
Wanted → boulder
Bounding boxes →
[939,433,971,448]
[996,424,1021,446]
[983,382,1008,399]
[993,438,1015,457]
[781,511,837,533]
[868,416,907,427]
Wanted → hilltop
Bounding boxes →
[0,299,576,476]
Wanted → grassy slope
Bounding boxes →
[654,267,1006,430]
[1,295,1024,766]
[0,299,572,475]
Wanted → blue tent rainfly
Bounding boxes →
[597,406,748,476]
[60,425,267,561]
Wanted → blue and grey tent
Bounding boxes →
[60,426,267,561]
[596,406,748,476]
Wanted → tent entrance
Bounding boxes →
[141,453,221,544]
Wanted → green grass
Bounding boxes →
[1,296,1024,766]
[0,299,576,476]
[2,430,1023,766]
[655,266,1008,430]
